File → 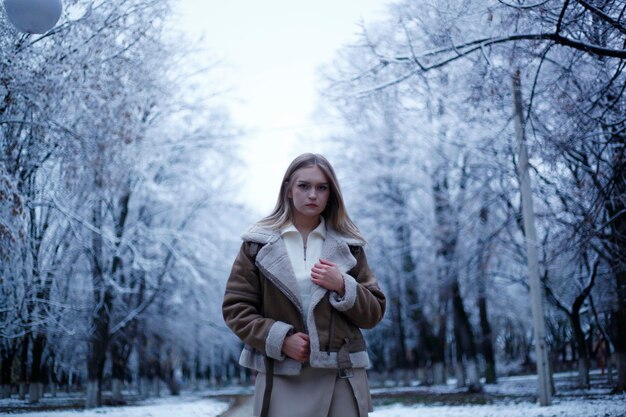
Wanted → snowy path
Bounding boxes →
[220,395,254,417]
[2,371,624,417]
[2,392,624,417]
[213,391,626,417]
[4,395,624,417]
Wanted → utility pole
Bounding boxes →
[512,70,552,406]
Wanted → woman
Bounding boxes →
[222,153,386,417]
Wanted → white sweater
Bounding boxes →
[280,217,326,317]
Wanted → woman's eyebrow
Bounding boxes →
[297,180,328,185]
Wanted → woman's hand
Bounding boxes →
[311,259,345,296]
[282,332,310,363]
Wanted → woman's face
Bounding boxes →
[288,165,330,223]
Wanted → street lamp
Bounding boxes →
[3,0,62,34]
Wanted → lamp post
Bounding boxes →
[3,0,62,34]
[512,69,552,406]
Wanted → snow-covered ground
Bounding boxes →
[0,392,231,417]
[7,393,624,417]
[369,370,626,417]
[2,371,624,417]
[1,393,230,417]
[371,396,626,417]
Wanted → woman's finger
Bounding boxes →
[318,258,337,267]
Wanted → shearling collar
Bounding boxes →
[241,221,365,247]
[240,221,365,320]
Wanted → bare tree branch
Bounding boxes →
[574,0,626,36]
[497,0,552,9]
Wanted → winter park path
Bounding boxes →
[220,395,254,417]
[1,371,625,416]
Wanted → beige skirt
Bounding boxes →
[252,366,372,417]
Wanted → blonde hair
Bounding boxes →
[258,153,364,241]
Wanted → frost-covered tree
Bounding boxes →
[321,0,625,393]
[1,0,245,407]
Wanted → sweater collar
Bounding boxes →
[280,216,327,240]
[242,218,364,247]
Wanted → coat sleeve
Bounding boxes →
[329,247,386,329]
[222,242,293,360]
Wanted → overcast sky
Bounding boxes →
[176,0,390,214]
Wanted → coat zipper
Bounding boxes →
[303,242,308,332]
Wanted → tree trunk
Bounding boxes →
[85,381,99,409]
[466,358,481,391]
[28,332,46,403]
[454,358,466,389]
[86,338,107,408]
[1,346,16,399]
[153,378,161,397]
[608,249,626,391]
[432,294,448,386]
[193,351,201,390]
[615,352,626,392]
[86,311,109,408]
[477,205,497,383]
[167,372,180,396]
[571,310,590,388]
[111,378,123,403]
[452,279,481,392]
[433,170,454,386]
[28,383,43,404]
[86,286,111,408]
[137,332,156,399]
[110,335,133,404]
[392,294,409,370]
[163,349,181,396]
[609,248,626,392]
[48,355,58,398]
[139,377,150,399]
[85,203,113,408]
[433,362,446,386]
[607,343,614,386]
[18,335,29,400]
[478,295,497,384]
[610,169,626,391]
[396,221,437,378]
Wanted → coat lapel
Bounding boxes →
[321,228,359,273]
[255,237,302,313]
[241,223,365,319]
[308,229,359,313]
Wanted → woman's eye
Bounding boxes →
[298,184,309,189]
[318,185,328,191]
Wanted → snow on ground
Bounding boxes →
[369,370,626,417]
[2,371,624,416]
[371,396,626,417]
[2,394,230,417]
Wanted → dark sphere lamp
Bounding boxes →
[3,0,63,34]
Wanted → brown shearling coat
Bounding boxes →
[222,223,386,376]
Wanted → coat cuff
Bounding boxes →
[330,274,357,311]
[265,321,293,360]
